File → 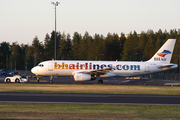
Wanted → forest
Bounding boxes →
[0,29,180,72]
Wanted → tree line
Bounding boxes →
[0,29,180,72]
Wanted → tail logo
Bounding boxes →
[157,50,171,57]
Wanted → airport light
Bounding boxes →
[51,1,60,60]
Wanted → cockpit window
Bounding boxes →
[38,64,44,67]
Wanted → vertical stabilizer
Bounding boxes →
[147,39,176,63]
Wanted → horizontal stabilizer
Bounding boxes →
[157,65,174,69]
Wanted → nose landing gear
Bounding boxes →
[49,76,53,83]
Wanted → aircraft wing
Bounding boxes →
[88,67,113,74]
[77,67,113,75]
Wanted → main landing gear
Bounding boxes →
[97,75,103,84]
[98,79,103,84]
[49,76,53,83]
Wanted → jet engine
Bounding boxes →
[74,73,96,81]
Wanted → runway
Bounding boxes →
[1,76,180,105]
[0,92,180,105]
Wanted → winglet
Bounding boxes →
[147,39,176,63]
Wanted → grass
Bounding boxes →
[0,103,180,119]
[0,83,180,95]
[0,84,180,119]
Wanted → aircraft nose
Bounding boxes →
[31,67,38,74]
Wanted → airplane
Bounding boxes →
[31,39,178,84]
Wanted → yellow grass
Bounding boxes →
[0,83,180,95]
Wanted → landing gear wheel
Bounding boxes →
[49,76,53,83]
[98,80,103,84]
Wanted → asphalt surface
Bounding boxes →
[0,76,180,105]
[1,75,180,86]
[0,92,180,105]
[0,76,147,85]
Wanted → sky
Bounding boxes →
[0,0,180,45]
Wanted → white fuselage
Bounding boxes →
[31,39,178,82]
[31,60,177,77]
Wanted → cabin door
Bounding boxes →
[48,62,53,71]
[145,64,150,72]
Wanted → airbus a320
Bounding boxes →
[31,39,178,84]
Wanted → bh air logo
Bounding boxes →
[154,50,171,61]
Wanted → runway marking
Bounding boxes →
[122,80,130,83]
[164,83,180,86]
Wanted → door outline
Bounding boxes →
[145,63,150,72]
[48,62,53,71]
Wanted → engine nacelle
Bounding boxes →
[74,73,96,81]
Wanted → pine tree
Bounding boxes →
[71,32,82,59]
[46,31,61,60]
[78,32,89,60]
[105,33,121,61]
[66,33,72,60]
[121,31,139,61]
[32,36,43,66]
[154,29,164,53]
[43,33,51,60]
[10,42,22,70]
[143,30,155,60]
[137,31,148,61]
[25,45,34,70]
[93,34,105,60]
[58,32,68,60]
[0,42,10,69]
[86,33,94,60]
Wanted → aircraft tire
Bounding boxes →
[98,80,103,84]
